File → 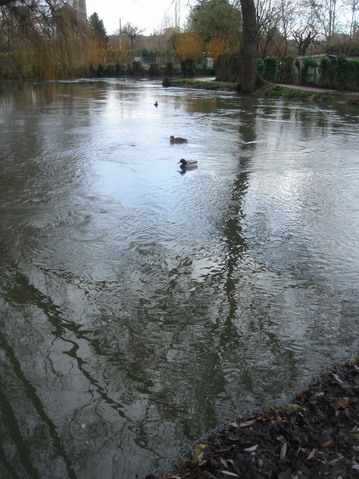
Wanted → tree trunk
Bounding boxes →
[239,0,258,92]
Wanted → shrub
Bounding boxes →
[256,58,264,77]
[263,56,278,82]
[104,64,115,76]
[300,57,317,85]
[281,55,296,83]
[319,56,332,87]
[335,55,349,88]
[347,59,359,89]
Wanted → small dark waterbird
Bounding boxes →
[178,158,198,170]
[170,135,188,144]
[154,101,158,107]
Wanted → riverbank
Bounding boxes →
[142,354,359,479]
[169,78,359,105]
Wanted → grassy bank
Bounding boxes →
[169,78,359,105]
[255,83,359,105]
[170,78,239,92]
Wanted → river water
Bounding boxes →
[0,79,358,479]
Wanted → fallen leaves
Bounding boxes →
[192,444,207,464]
[144,355,359,479]
[332,397,350,410]
[243,445,258,453]
[321,436,334,447]
[280,441,287,460]
[220,471,240,477]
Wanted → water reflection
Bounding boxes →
[0,80,358,479]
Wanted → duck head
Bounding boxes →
[178,159,187,166]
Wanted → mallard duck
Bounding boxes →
[178,159,198,169]
[170,135,188,144]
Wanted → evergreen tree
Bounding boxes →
[89,12,108,44]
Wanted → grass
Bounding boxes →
[169,77,359,105]
[251,83,359,105]
[170,78,239,91]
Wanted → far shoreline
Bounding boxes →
[167,77,359,105]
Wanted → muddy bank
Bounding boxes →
[140,354,359,479]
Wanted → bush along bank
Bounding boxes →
[257,54,359,92]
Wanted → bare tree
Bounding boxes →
[345,0,359,37]
[308,0,338,40]
[121,22,144,51]
[256,0,281,40]
[278,0,297,55]
[256,0,287,56]
[292,24,318,54]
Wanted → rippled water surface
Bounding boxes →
[0,79,358,478]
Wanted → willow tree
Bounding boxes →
[0,0,64,79]
[207,36,229,62]
[173,32,201,74]
[0,0,103,79]
[54,4,94,78]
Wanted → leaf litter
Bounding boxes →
[141,355,359,479]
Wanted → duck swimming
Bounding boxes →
[170,135,188,144]
[178,158,198,169]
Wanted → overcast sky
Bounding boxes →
[86,0,193,35]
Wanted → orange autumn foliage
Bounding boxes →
[206,36,229,62]
[173,32,201,61]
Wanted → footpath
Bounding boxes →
[176,78,359,103]
[277,83,359,95]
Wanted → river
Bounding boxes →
[0,79,358,478]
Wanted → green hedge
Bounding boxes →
[300,57,317,84]
[319,56,331,87]
[258,54,359,91]
[264,56,278,82]
[347,58,359,90]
